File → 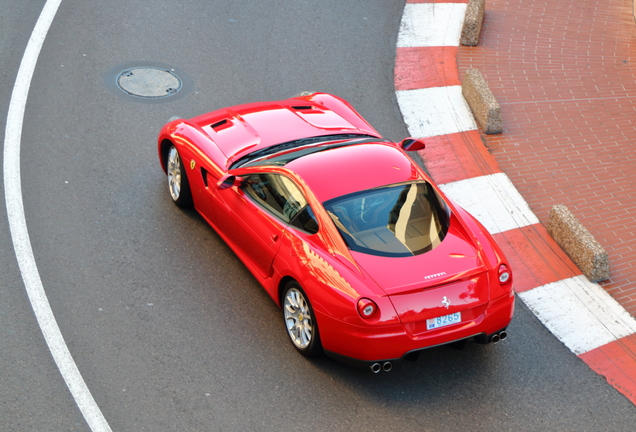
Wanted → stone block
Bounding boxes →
[461,68,502,134]
[547,204,610,283]
[461,0,485,46]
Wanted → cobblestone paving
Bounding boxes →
[457,0,636,316]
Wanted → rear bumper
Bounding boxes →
[318,292,515,367]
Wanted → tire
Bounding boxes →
[282,281,322,357]
[166,145,193,207]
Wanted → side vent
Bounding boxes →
[201,167,209,187]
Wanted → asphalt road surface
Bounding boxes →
[2,0,636,430]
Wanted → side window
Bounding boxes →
[243,173,318,233]
[289,206,319,234]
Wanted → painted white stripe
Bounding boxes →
[396,86,477,138]
[439,173,539,234]
[518,276,636,355]
[3,1,113,431]
[397,3,467,47]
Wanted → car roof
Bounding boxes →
[284,142,425,202]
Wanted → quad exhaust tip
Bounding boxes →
[369,331,509,373]
[491,331,508,344]
[370,362,392,373]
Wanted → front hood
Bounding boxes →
[189,98,379,167]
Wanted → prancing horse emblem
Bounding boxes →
[442,296,451,309]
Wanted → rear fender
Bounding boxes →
[452,204,513,299]
[272,228,400,327]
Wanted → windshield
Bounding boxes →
[323,182,450,257]
[230,134,383,169]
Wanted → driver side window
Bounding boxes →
[242,173,318,234]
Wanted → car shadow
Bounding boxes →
[290,299,551,407]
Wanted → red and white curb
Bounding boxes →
[395,0,636,403]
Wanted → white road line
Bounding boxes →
[439,173,540,234]
[518,276,636,355]
[397,3,467,48]
[396,86,477,138]
[3,1,113,431]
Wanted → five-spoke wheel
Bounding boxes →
[283,281,322,357]
[166,145,192,207]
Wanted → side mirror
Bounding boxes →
[399,138,426,151]
[218,175,244,189]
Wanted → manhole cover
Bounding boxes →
[116,67,182,98]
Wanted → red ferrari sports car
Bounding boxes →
[158,93,514,372]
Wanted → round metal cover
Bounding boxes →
[116,67,182,98]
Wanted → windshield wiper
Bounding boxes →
[230,134,378,169]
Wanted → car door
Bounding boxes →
[213,172,308,279]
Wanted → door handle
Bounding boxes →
[270,234,279,242]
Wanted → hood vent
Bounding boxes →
[210,119,231,132]
[291,105,314,111]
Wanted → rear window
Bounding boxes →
[323,182,450,257]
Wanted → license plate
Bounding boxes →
[427,312,461,330]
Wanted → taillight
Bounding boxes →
[498,264,511,284]
[357,298,378,318]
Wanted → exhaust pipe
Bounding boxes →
[491,331,508,344]
[370,363,381,373]
[382,362,392,372]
